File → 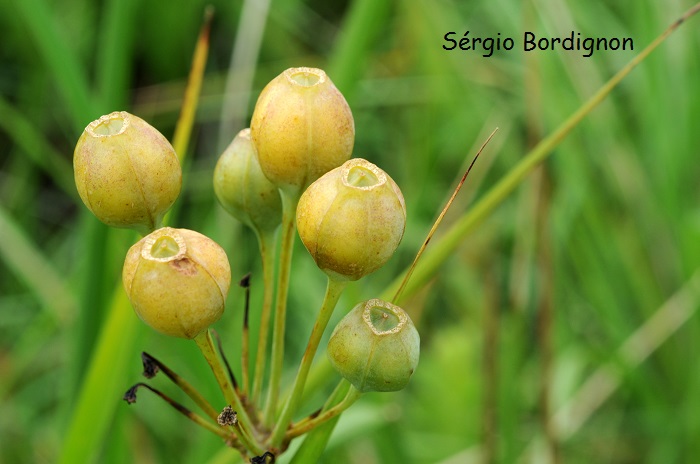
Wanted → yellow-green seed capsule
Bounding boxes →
[296,158,406,281]
[122,227,231,339]
[327,299,420,393]
[250,67,354,196]
[73,111,181,235]
[213,128,282,235]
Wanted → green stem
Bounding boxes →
[285,381,361,440]
[252,229,277,407]
[270,277,348,447]
[232,421,264,457]
[288,380,351,464]
[263,191,298,425]
[193,331,262,454]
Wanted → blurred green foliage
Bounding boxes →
[1,0,700,463]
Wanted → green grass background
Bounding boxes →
[1,0,699,463]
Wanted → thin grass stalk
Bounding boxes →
[171,6,213,161]
[481,269,499,464]
[508,0,541,315]
[523,5,558,458]
[535,171,559,464]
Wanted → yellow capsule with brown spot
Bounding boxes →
[122,227,231,339]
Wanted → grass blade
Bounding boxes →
[96,0,138,109]
[328,0,391,97]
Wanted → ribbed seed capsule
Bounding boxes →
[122,227,231,339]
[73,111,182,235]
[296,158,406,281]
[213,128,282,235]
[250,67,354,196]
[327,299,420,392]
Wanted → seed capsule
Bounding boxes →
[73,111,181,235]
[296,158,406,281]
[213,128,282,235]
[250,67,354,196]
[327,299,420,392]
[122,227,231,339]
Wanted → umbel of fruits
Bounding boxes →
[327,299,420,392]
[296,158,406,281]
[213,128,282,236]
[73,111,182,235]
[122,227,231,339]
[250,67,354,196]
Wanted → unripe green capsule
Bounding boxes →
[296,158,406,281]
[213,128,282,235]
[73,111,182,235]
[122,227,231,339]
[250,67,354,196]
[327,299,420,392]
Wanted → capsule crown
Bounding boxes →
[327,299,420,392]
